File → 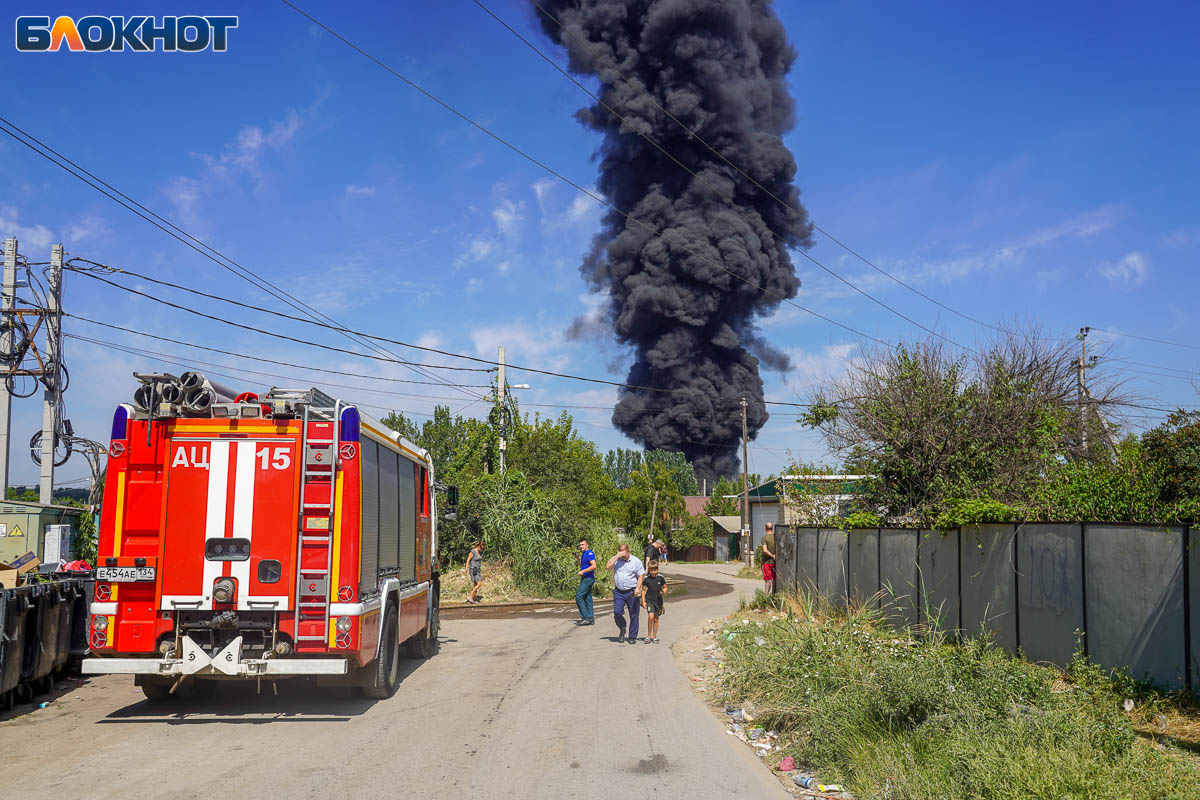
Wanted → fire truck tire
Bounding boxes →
[405,609,439,659]
[362,604,401,699]
[139,677,175,702]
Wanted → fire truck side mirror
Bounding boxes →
[444,485,459,520]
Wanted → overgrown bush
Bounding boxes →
[669,514,714,552]
[719,600,1200,799]
[455,471,618,599]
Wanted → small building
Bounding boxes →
[709,515,742,561]
[746,475,869,554]
[0,500,85,564]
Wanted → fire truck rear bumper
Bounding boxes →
[82,657,349,676]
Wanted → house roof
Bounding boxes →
[747,474,870,499]
[709,515,742,533]
[683,495,709,517]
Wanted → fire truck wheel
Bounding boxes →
[405,610,440,659]
[139,677,175,702]
[362,604,400,699]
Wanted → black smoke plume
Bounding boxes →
[535,0,812,480]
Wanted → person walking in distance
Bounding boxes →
[575,538,597,625]
[640,559,668,643]
[606,544,645,644]
[644,536,659,565]
[465,541,484,604]
[760,522,776,594]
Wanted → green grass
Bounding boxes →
[718,592,1200,799]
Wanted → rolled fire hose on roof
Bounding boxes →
[180,371,238,415]
[133,377,183,410]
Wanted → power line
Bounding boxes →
[0,115,481,402]
[66,333,491,398]
[64,269,491,372]
[526,0,1045,343]
[472,0,978,354]
[66,313,817,409]
[1091,327,1200,353]
[278,0,890,348]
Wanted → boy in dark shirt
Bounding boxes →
[640,560,668,643]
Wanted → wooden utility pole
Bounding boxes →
[1076,327,1092,454]
[741,398,751,567]
[497,345,506,475]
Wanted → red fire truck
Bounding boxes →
[82,375,447,700]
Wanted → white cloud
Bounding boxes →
[1098,251,1149,286]
[64,213,110,243]
[798,206,1126,304]
[565,191,597,223]
[492,198,525,239]
[161,176,205,231]
[497,260,511,274]
[531,178,555,216]
[198,109,302,178]
[470,321,572,372]
[465,278,483,294]
[344,184,376,196]
[0,206,53,249]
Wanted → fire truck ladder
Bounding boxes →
[292,399,342,647]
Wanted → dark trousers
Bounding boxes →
[575,575,595,621]
[613,587,640,639]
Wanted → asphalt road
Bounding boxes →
[0,564,787,800]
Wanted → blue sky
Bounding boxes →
[1,0,1197,489]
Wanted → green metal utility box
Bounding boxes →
[0,501,83,564]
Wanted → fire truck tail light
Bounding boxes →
[335,617,353,633]
[335,632,351,649]
[91,615,109,632]
[95,583,111,601]
[337,585,354,602]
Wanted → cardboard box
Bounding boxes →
[9,551,40,573]
[0,568,18,588]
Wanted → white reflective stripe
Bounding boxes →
[231,442,257,606]
[201,441,231,609]
[329,597,381,616]
[89,602,117,615]
[81,657,350,676]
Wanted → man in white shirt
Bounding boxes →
[605,543,646,645]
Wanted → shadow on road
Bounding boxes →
[96,642,450,724]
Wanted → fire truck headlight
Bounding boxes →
[91,615,108,632]
[213,577,237,604]
[336,617,353,633]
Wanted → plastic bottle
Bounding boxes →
[793,775,817,789]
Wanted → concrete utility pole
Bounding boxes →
[741,398,751,567]
[39,244,63,504]
[497,345,506,475]
[0,237,17,496]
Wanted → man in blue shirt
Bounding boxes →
[575,539,597,625]
[605,543,646,644]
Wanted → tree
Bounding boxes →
[621,462,685,543]
[506,409,619,531]
[644,450,699,495]
[603,448,641,489]
[801,328,1128,523]
[703,476,741,516]
[1142,410,1200,506]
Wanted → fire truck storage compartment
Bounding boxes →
[358,437,418,595]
